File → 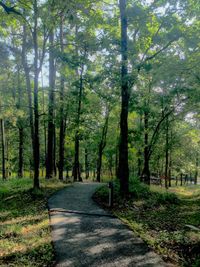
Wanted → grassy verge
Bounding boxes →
[0,177,67,267]
[93,179,200,267]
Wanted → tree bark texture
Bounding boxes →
[85,148,89,179]
[33,0,40,189]
[1,119,6,179]
[46,29,55,179]
[22,23,35,156]
[17,67,24,178]
[59,15,65,180]
[165,116,169,189]
[143,111,150,185]
[73,63,84,182]
[118,0,129,195]
[96,112,109,182]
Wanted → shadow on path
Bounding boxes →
[48,182,174,267]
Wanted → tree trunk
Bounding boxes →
[1,119,6,179]
[53,124,57,177]
[168,152,172,187]
[115,142,119,178]
[58,15,65,180]
[108,155,113,178]
[96,112,109,182]
[46,29,55,179]
[73,132,81,181]
[73,62,84,182]
[18,127,23,178]
[143,111,150,185]
[118,0,129,195]
[96,145,103,183]
[137,150,142,179]
[22,23,35,157]
[138,115,142,179]
[17,67,23,178]
[195,154,198,185]
[85,148,89,179]
[165,116,169,189]
[33,0,40,189]
[41,71,47,164]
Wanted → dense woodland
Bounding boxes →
[0,0,199,194]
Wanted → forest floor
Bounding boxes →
[93,182,200,267]
[48,182,174,267]
[0,177,67,267]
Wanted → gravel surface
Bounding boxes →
[48,182,174,267]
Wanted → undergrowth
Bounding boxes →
[93,177,200,267]
[0,177,67,267]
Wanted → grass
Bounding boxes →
[93,178,200,267]
[0,177,67,267]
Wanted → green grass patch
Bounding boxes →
[93,178,200,267]
[0,177,67,267]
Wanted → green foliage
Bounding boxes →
[129,177,151,199]
[94,181,200,266]
[0,177,66,266]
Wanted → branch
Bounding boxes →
[141,22,164,63]
[145,39,176,61]
[137,38,177,72]
[147,98,189,159]
[147,108,174,160]
[0,1,21,15]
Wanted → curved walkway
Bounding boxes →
[48,182,174,267]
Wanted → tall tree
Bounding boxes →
[0,119,6,179]
[46,28,55,179]
[118,0,129,195]
[58,13,66,181]
[96,109,109,182]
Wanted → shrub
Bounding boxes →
[155,191,179,205]
[129,176,151,199]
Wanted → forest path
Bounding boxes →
[48,182,174,267]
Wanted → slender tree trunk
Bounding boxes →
[137,150,142,178]
[59,15,65,180]
[22,24,35,155]
[46,29,55,179]
[118,0,129,195]
[165,116,169,189]
[33,0,40,189]
[53,124,57,177]
[180,173,183,186]
[96,112,109,182]
[73,63,84,182]
[143,111,150,185]
[168,130,173,187]
[85,148,89,179]
[1,119,6,180]
[195,154,198,185]
[16,67,23,178]
[73,132,81,181]
[108,155,113,178]
[18,127,23,178]
[168,151,172,187]
[96,145,103,182]
[138,115,142,179]
[41,72,47,163]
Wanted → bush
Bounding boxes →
[129,177,179,205]
[155,191,180,205]
[94,185,109,203]
[94,177,179,208]
[129,176,151,199]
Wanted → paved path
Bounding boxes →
[48,182,174,267]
